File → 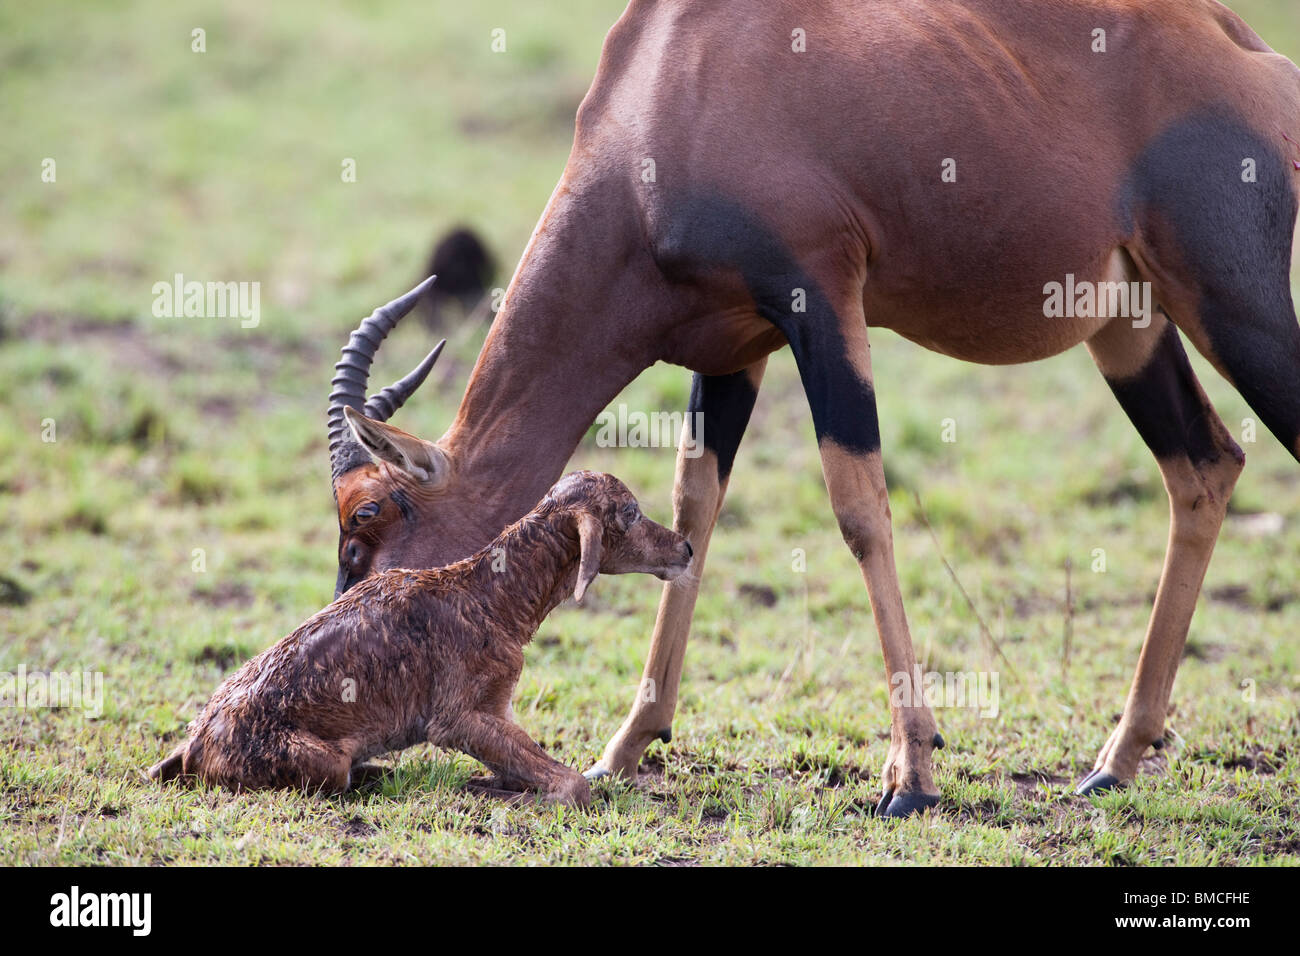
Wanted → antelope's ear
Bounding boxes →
[574,512,603,604]
[344,407,449,484]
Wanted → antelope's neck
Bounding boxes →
[441,176,658,536]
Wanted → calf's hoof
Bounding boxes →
[1075,770,1125,796]
[875,787,941,818]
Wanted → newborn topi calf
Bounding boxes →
[147,471,693,805]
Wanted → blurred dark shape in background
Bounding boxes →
[420,227,496,329]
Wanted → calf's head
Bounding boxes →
[542,471,693,603]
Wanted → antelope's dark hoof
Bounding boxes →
[656,728,672,744]
[1075,770,1124,796]
[932,732,946,750]
[583,764,610,781]
[875,787,941,818]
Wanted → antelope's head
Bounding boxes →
[326,277,488,597]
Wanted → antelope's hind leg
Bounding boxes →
[1077,314,1244,794]
[1079,114,1300,793]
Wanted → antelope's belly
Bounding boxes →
[869,248,1149,366]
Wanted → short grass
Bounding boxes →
[2,0,1299,866]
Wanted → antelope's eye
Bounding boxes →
[621,503,640,526]
[355,501,380,523]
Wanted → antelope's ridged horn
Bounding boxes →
[327,275,440,484]
[364,339,445,421]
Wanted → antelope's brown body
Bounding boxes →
[323,1,1300,814]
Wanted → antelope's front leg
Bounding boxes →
[587,360,767,780]
[819,444,943,816]
[782,302,942,817]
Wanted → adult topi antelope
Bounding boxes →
[325,0,1300,816]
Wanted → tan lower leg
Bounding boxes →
[1083,313,1245,786]
[592,358,767,779]
[1092,452,1241,781]
[592,447,727,777]
[819,442,940,801]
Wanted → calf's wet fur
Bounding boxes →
[147,471,692,805]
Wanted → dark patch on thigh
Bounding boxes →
[1122,111,1300,453]
[1104,324,1226,464]
[688,371,759,482]
[1122,111,1296,303]
[655,194,880,454]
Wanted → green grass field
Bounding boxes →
[2,0,1299,865]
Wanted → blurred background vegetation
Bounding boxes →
[1,1,1298,864]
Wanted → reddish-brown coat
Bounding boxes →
[149,473,691,803]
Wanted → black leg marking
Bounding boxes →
[1124,111,1300,457]
[688,370,760,483]
[1123,113,1296,320]
[1103,323,1230,465]
[777,319,882,456]
[656,194,880,454]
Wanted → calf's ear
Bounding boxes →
[574,512,603,604]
